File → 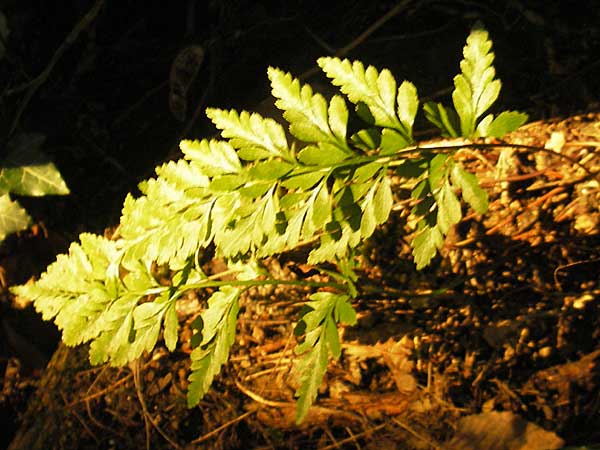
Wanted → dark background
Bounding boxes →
[0,0,598,236]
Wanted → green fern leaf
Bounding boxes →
[318,57,415,143]
[180,139,242,176]
[268,67,352,156]
[206,108,292,161]
[479,111,528,138]
[187,287,241,407]
[435,181,462,235]
[163,303,179,351]
[11,233,120,346]
[423,102,460,138]
[128,297,170,361]
[452,27,501,137]
[397,81,419,139]
[412,222,444,269]
[294,292,355,423]
[450,164,488,214]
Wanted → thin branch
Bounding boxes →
[299,0,415,80]
[8,0,105,138]
[190,409,256,445]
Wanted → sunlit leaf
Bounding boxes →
[450,164,488,214]
[0,195,31,241]
[0,134,69,196]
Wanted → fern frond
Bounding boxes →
[206,108,292,162]
[187,287,241,407]
[12,233,120,346]
[268,67,352,158]
[318,57,418,145]
[294,292,356,423]
[452,27,500,137]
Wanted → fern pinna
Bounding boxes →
[13,26,526,423]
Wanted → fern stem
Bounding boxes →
[182,278,344,292]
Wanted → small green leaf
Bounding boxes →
[396,80,418,140]
[353,161,383,184]
[396,158,427,179]
[350,128,380,151]
[180,139,242,175]
[0,195,31,241]
[423,102,460,137]
[484,111,528,138]
[268,67,351,155]
[436,181,462,234]
[325,317,341,357]
[318,57,404,131]
[298,145,349,165]
[295,336,328,423]
[248,160,293,180]
[327,95,348,141]
[334,296,356,325]
[373,176,393,224]
[206,108,290,160]
[428,153,449,191]
[360,196,376,238]
[281,170,325,190]
[450,165,488,214]
[209,174,246,191]
[311,183,331,230]
[187,287,241,407]
[452,27,501,137]
[294,291,347,424]
[412,222,444,269]
[380,128,410,155]
[163,303,178,351]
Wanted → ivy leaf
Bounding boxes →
[0,195,31,241]
[0,134,69,196]
[206,108,291,161]
[187,287,241,407]
[452,27,501,137]
[450,164,488,214]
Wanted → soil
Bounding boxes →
[1,1,600,449]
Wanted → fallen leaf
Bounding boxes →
[446,411,564,450]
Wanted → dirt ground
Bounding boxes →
[1,1,600,449]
